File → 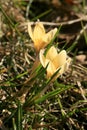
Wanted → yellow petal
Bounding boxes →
[52,55,60,69]
[28,22,34,41]
[57,57,71,76]
[39,49,49,68]
[63,57,71,71]
[47,61,56,78]
[56,50,66,66]
[33,22,45,42]
[39,51,57,78]
[39,49,45,67]
[58,65,65,75]
[44,28,57,43]
[46,46,58,61]
[51,50,66,74]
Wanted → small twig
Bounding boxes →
[77,81,87,100]
[75,23,87,42]
[26,0,33,19]
[72,64,87,73]
[20,15,87,27]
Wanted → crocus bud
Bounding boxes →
[28,22,57,52]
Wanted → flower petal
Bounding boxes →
[39,49,45,67]
[39,49,49,68]
[44,28,57,43]
[63,57,71,71]
[28,22,34,41]
[56,50,67,66]
[57,57,71,76]
[46,46,58,60]
[58,65,65,75]
[33,22,45,42]
[47,61,56,78]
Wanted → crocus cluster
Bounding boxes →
[28,22,71,80]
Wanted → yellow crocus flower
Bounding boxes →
[28,22,57,52]
[39,46,71,80]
